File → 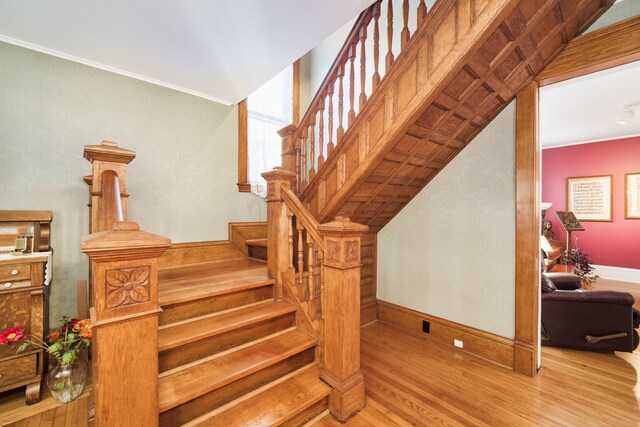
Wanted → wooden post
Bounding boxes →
[262,168,297,299]
[317,216,368,422]
[81,221,170,426]
[83,141,136,233]
[278,124,298,176]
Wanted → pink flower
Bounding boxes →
[0,327,25,345]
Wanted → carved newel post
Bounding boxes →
[318,217,368,421]
[278,124,298,177]
[262,168,297,298]
[81,221,170,426]
[83,141,136,233]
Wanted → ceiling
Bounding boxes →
[0,0,372,105]
[540,60,640,148]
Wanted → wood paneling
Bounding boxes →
[378,300,515,369]
[300,0,612,232]
[228,221,267,257]
[237,99,250,192]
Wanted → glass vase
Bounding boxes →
[47,358,88,404]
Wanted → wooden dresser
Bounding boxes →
[0,211,52,404]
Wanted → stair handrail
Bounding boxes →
[263,168,368,421]
[282,0,430,195]
[281,186,324,251]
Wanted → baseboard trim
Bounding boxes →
[593,265,640,283]
[361,300,378,326]
[377,300,515,369]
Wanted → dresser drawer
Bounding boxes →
[0,355,38,388]
[0,264,31,282]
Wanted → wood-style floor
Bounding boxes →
[3,320,639,426]
[313,321,640,426]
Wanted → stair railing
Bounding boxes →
[82,141,170,426]
[262,168,368,422]
[281,0,430,194]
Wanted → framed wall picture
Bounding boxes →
[626,173,640,219]
[566,175,612,222]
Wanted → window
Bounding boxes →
[238,61,299,196]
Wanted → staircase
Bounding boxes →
[156,257,329,426]
[80,1,616,425]
[286,0,614,232]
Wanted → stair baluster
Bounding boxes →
[372,1,381,91]
[401,0,410,49]
[386,0,394,72]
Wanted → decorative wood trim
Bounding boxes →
[228,221,268,256]
[377,300,515,369]
[511,13,640,379]
[537,14,640,87]
[158,240,245,268]
[514,80,540,377]
[237,99,250,192]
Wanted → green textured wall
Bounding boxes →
[0,42,266,322]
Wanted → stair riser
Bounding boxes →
[159,314,296,372]
[281,397,328,427]
[159,285,273,325]
[247,244,267,261]
[159,348,315,426]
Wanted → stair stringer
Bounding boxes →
[300,0,613,232]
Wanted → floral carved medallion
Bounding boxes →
[325,240,341,262]
[105,266,150,309]
[345,241,359,262]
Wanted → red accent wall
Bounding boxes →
[542,136,640,269]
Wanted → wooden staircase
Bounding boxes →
[79,1,617,425]
[282,0,614,232]
[155,258,330,426]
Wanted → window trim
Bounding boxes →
[237,60,300,192]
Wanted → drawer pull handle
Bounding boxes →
[3,283,11,288]
[11,269,18,275]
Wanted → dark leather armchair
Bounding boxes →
[541,272,640,353]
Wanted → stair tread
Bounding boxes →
[158,258,272,306]
[158,301,296,352]
[184,365,329,427]
[158,330,316,413]
[245,238,268,247]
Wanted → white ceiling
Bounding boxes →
[540,60,640,148]
[0,0,372,105]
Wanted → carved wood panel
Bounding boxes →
[301,0,612,232]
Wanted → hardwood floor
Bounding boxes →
[0,385,90,426]
[313,322,640,426]
[3,320,639,426]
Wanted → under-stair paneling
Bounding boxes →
[301,0,612,231]
[378,103,516,339]
[360,233,378,324]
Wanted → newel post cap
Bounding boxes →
[81,221,171,258]
[277,124,298,137]
[83,140,136,164]
[318,216,368,236]
[261,167,297,182]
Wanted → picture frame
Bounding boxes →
[625,172,640,219]
[566,175,612,222]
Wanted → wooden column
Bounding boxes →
[262,168,297,298]
[317,216,368,422]
[81,222,170,426]
[83,141,136,233]
[515,81,540,377]
[278,124,298,176]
